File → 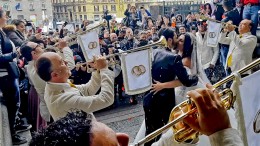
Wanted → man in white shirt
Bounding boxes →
[219,19,257,75]
[35,52,114,121]
[196,20,219,83]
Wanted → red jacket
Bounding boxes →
[241,0,259,5]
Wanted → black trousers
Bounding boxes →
[0,75,20,134]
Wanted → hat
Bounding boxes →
[223,0,233,8]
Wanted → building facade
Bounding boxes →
[0,0,53,27]
[52,0,159,23]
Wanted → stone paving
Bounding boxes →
[95,94,145,143]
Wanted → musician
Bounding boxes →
[220,0,241,70]
[30,86,243,146]
[219,19,257,75]
[35,52,114,121]
[143,28,198,146]
[196,19,220,84]
[151,84,243,146]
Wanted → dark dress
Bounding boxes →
[143,49,198,146]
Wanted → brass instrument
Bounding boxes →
[134,58,260,146]
[196,14,238,28]
[105,36,167,60]
[85,36,167,73]
[53,20,106,48]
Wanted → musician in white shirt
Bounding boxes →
[35,52,114,121]
[219,19,257,75]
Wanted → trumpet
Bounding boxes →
[134,58,260,146]
[196,14,238,28]
[53,20,106,48]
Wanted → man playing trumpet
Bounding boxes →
[219,19,257,75]
[35,52,115,121]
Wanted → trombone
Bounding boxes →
[196,14,238,28]
[53,20,106,48]
[134,58,260,146]
[85,36,167,73]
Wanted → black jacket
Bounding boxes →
[3,25,25,47]
[0,30,17,69]
[222,8,241,26]
[143,49,198,145]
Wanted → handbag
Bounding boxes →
[7,62,20,79]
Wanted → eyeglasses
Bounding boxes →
[33,44,40,51]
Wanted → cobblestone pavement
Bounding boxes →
[94,94,145,143]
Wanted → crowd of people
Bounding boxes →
[0,0,259,145]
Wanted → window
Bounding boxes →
[78,6,81,12]
[15,3,22,11]
[73,6,76,11]
[29,2,34,11]
[83,6,86,12]
[80,15,83,20]
[84,15,87,19]
[94,5,99,11]
[103,5,107,11]
[111,5,116,11]
[42,2,46,10]
[2,3,9,11]
[94,15,99,21]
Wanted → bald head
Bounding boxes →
[36,52,71,83]
[36,52,55,82]
[239,19,253,34]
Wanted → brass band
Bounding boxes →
[131,65,146,76]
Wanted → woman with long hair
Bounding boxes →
[175,33,210,104]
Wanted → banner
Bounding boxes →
[207,20,222,47]
[77,30,100,61]
[239,70,260,146]
[121,49,152,95]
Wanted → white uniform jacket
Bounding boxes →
[196,32,219,70]
[57,46,75,70]
[44,68,114,121]
[219,31,257,73]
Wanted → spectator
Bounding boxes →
[0,9,29,144]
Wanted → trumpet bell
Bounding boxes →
[169,89,235,144]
